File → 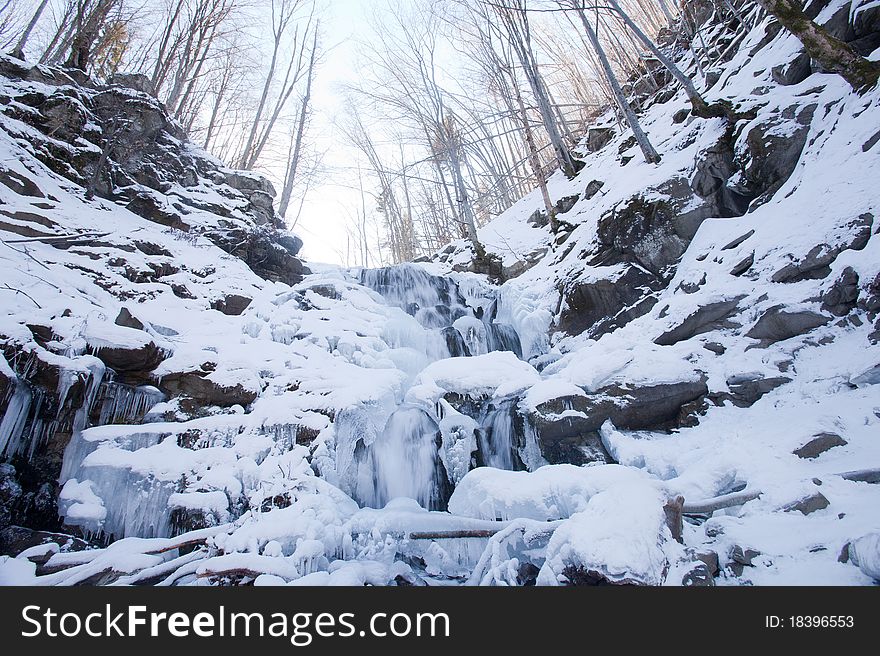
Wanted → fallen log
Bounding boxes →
[409,529,500,540]
[682,489,762,514]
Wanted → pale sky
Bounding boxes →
[285,0,374,266]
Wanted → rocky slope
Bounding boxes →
[1,0,879,586]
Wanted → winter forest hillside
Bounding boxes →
[0,0,879,586]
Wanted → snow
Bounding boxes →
[448,464,654,522]
[2,6,880,587]
[537,482,677,586]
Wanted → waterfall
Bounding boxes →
[338,263,541,511]
[358,406,451,511]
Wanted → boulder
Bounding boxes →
[211,294,253,316]
[157,368,258,411]
[554,194,579,215]
[794,432,848,459]
[114,307,144,331]
[40,92,89,141]
[771,51,812,86]
[734,103,816,207]
[846,533,880,581]
[107,72,156,96]
[557,264,662,338]
[530,379,708,464]
[587,127,614,152]
[781,491,830,515]
[772,214,872,283]
[225,172,276,198]
[0,167,44,197]
[822,267,860,316]
[746,305,830,345]
[88,341,166,383]
[583,179,605,200]
[654,298,743,346]
[718,375,791,407]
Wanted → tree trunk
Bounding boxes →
[10,0,50,60]
[755,0,880,92]
[570,3,661,164]
[514,84,557,232]
[607,0,723,118]
[66,0,117,72]
[279,25,318,217]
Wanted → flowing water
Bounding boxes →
[338,264,541,511]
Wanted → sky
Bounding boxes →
[283,0,374,266]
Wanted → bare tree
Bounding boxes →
[9,0,49,59]
[563,0,660,163]
[65,0,119,71]
[606,0,725,118]
[489,0,579,178]
[279,21,319,217]
[238,0,315,170]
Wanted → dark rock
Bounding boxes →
[721,230,755,251]
[527,209,548,228]
[682,562,715,586]
[211,294,252,316]
[735,103,816,207]
[210,227,308,286]
[107,72,156,96]
[587,127,614,152]
[704,342,726,355]
[114,307,144,331]
[595,179,709,277]
[530,380,708,464]
[672,108,690,124]
[133,240,173,257]
[516,561,540,586]
[654,298,743,346]
[716,375,791,407]
[746,305,830,344]
[731,545,760,566]
[225,172,276,197]
[695,549,720,576]
[583,179,604,200]
[0,167,44,197]
[158,368,258,411]
[0,524,92,558]
[40,92,89,141]
[676,273,706,294]
[555,194,579,215]
[771,52,812,86]
[822,267,860,316]
[691,139,753,217]
[704,69,722,89]
[822,3,855,42]
[863,129,880,152]
[92,88,168,145]
[730,252,755,277]
[126,191,189,230]
[773,215,871,283]
[794,432,848,459]
[782,491,830,515]
[88,340,166,383]
[557,264,662,338]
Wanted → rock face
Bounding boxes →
[0,56,308,287]
[654,298,743,346]
[746,306,830,345]
[529,380,708,465]
[557,265,662,338]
